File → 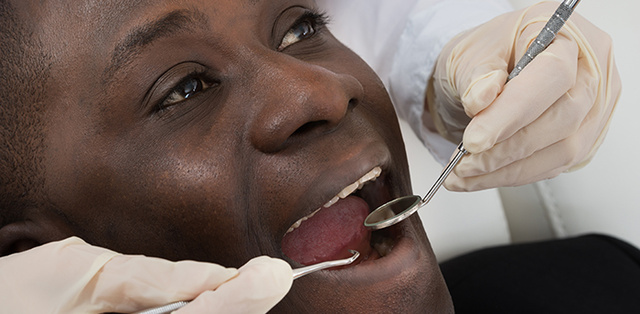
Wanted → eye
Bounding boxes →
[278,11,328,51]
[279,21,314,50]
[159,75,213,110]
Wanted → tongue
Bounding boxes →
[282,195,372,265]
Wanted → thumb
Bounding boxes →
[444,11,516,118]
[460,68,508,117]
[86,253,239,313]
[177,256,293,314]
[429,10,519,143]
[0,237,239,313]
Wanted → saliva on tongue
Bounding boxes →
[282,195,372,266]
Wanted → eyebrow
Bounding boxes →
[102,9,209,83]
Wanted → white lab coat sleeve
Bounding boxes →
[318,0,512,164]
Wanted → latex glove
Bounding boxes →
[427,1,621,191]
[0,237,292,313]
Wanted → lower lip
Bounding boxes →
[319,216,423,280]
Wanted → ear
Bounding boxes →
[0,221,40,255]
[0,216,71,257]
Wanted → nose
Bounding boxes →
[247,54,364,153]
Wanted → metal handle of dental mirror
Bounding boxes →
[364,0,581,231]
[131,250,360,314]
[508,0,581,81]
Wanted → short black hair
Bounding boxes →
[0,0,51,225]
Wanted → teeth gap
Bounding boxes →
[285,167,382,235]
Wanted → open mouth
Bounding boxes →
[281,166,397,266]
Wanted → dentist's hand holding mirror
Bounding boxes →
[366,0,619,230]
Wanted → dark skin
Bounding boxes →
[3,0,453,312]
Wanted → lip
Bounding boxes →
[279,135,420,269]
[282,140,395,241]
[276,211,443,313]
[296,214,429,285]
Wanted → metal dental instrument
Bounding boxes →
[132,250,360,314]
[364,0,582,231]
[290,249,360,279]
[364,143,467,231]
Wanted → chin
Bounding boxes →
[278,220,453,313]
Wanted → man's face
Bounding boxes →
[29,0,452,311]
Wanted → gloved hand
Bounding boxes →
[427,1,621,191]
[0,237,292,313]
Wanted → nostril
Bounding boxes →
[291,120,328,138]
[251,69,362,153]
[348,98,358,110]
[290,98,358,139]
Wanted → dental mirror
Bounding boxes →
[364,0,581,231]
[364,143,467,230]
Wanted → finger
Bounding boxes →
[446,109,611,192]
[94,255,239,313]
[1,237,121,313]
[446,140,573,192]
[177,256,293,314]
[463,28,579,154]
[455,53,598,177]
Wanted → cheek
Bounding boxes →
[46,129,255,263]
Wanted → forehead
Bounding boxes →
[19,0,319,104]
[22,0,314,63]
[26,0,313,30]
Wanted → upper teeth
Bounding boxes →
[285,166,382,234]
